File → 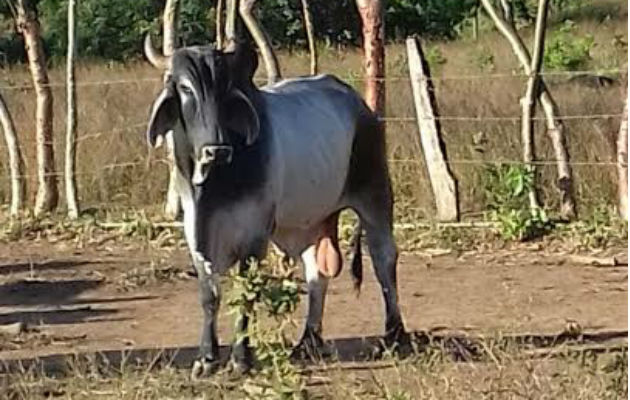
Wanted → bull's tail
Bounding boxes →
[350,220,363,295]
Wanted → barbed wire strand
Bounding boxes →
[0,158,623,183]
[0,112,622,148]
[0,68,623,91]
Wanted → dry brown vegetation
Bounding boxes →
[0,10,627,222]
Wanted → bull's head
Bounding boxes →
[144,35,259,185]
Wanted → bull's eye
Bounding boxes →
[178,83,194,96]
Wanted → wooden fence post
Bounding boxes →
[65,0,79,219]
[406,37,459,222]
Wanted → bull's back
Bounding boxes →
[260,75,363,229]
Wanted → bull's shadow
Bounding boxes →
[1,329,626,376]
[0,260,91,276]
[0,279,103,307]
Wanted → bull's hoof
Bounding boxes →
[190,357,219,380]
[230,343,254,376]
[371,327,413,359]
[292,330,331,362]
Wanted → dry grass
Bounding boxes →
[0,10,627,222]
[1,340,626,399]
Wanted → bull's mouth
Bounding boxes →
[192,145,233,185]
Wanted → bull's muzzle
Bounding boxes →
[192,145,233,185]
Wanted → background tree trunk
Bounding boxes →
[16,0,58,215]
[162,0,182,220]
[239,0,281,84]
[618,95,628,221]
[355,0,385,115]
[481,0,576,219]
[300,0,317,75]
[216,0,224,49]
[65,0,79,219]
[520,0,549,210]
[225,0,238,48]
[0,92,25,217]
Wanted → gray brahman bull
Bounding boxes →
[144,36,407,378]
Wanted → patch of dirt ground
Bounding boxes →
[0,240,626,363]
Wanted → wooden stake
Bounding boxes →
[406,37,459,222]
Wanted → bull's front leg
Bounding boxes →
[230,238,268,374]
[191,270,221,379]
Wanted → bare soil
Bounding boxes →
[0,240,627,364]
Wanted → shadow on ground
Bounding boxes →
[0,260,93,276]
[1,329,626,376]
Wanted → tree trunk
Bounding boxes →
[239,0,281,84]
[300,0,317,75]
[16,0,58,215]
[499,0,514,26]
[481,0,576,219]
[0,92,25,217]
[520,0,549,210]
[225,0,238,48]
[163,0,182,220]
[65,0,79,219]
[216,0,224,49]
[618,96,628,221]
[163,0,180,53]
[355,0,385,115]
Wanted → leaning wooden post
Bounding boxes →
[163,0,182,220]
[520,0,549,211]
[480,0,576,219]
[65,0,79,219]
[618,96,628,221]
[406,37,459,221]
[0,92,25,216]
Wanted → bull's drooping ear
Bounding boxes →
[146,86,178,148]
[223,88,260,146]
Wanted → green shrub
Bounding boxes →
[483,164,553,241]
[544,21,594,71]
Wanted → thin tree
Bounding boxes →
[618,90,628,221]
[65,0,79,219]
[300,0,317,75]
[520,0,549,210]
[163,0,182,220]
[216,0,224,49]
[239,0,282,84]
[355,0,386,114]
[481,0,576,219]
[225,0,238,48]
[0,91,25,217]
[16,0,58,215]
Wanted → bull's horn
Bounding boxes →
[144,34,169,70]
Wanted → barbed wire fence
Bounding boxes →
[0,68,626,219]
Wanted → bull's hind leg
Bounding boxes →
[293,243,330,359]
[347,114,407,350]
